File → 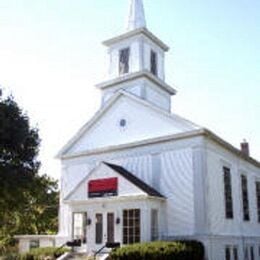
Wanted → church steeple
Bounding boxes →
[127,0,146,31]
[97,0,176,112]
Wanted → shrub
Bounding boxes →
[21,247,70,260]
[109,240,204,260]
[0,247,69,260]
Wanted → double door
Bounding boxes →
[95,212,115,244]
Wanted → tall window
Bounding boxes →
[225,247,231,260]
[256,181,260,222]
[233,247,238,260]
[95,214,103,244]
[241,175,250,221]
[225,246,238,260]
[244,246,249,260]
[119,48,130,75]
[151,209,159,241]
[150,50,158,76]
[72,212,87,243]
[223,167,233,219]
[123,209,140,244]
[250,246,255,260]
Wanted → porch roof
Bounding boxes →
[104,162,165,198]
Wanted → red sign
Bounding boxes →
[88,177,118,198]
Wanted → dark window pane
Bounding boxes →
[123,209,140,245]
[225,247,231,260]
[129,228,134,236]
[123,236,128,244]
[223,167,233,219]
[251,246,255,260]
[150,50,158,76]
[233,247,238,260]
[256,182,260,222]
[129,218,134,226]
[119,48,130,74]
[129,210,134,218]
[95,214,103,244]
[107,213,114,243]
[245,247,249,260]
[241,175,250,221]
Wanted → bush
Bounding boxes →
[0,247,69,260]
[21,247,69,260]
[109,240,204,260]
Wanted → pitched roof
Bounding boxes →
[104,162,165,198]
[56,90,200,158]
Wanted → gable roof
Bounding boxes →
[57,90,200,158]
[104,162,165,198]
[64,162,165,201]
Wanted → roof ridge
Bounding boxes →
[104,162,165,198]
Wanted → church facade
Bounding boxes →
[16,1,260,259]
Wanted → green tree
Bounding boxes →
[0,89,59,253]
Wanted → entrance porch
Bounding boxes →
[68,195,165,253]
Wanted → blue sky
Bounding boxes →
[0,0,259,179]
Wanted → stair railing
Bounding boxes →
[94,242,120,260]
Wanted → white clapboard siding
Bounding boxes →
[160,148,195,235]
[206,140,260,237]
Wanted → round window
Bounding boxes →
[119,119,127,127]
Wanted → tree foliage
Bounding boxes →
[0,90,59,252]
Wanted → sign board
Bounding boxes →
[88,177,118,198]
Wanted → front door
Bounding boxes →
[107,213,115,243]
[72,212,87,244]
[95,212,115,245]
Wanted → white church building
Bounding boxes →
[16,0,260,259]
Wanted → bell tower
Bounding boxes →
[96,0,176,111]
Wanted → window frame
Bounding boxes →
[256,181,260,223]
[151,209,159,241]
[223,167,234,219]
[72,212,87,243]
[241,174,250,221]
[95,213,103,244]
[225,245,239,260]
[123,209,141,245]
[150,50,158,76]
[250,246,255,260]
[119,47,130,75]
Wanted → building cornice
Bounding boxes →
[60,128,260,169]
[63,194,166,205]
[56,91,197,158]
[96,70,176,95]
[204,129,260,168]
[60,129,204,160]
[102,27,169,52]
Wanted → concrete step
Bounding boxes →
[63,252,88,260]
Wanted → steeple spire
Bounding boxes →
[127,0,146,31]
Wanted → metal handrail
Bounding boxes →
[94,242,120,260]
[94,244,107,260]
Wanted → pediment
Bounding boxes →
[64,162,163,202]
[58,91,200,158]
